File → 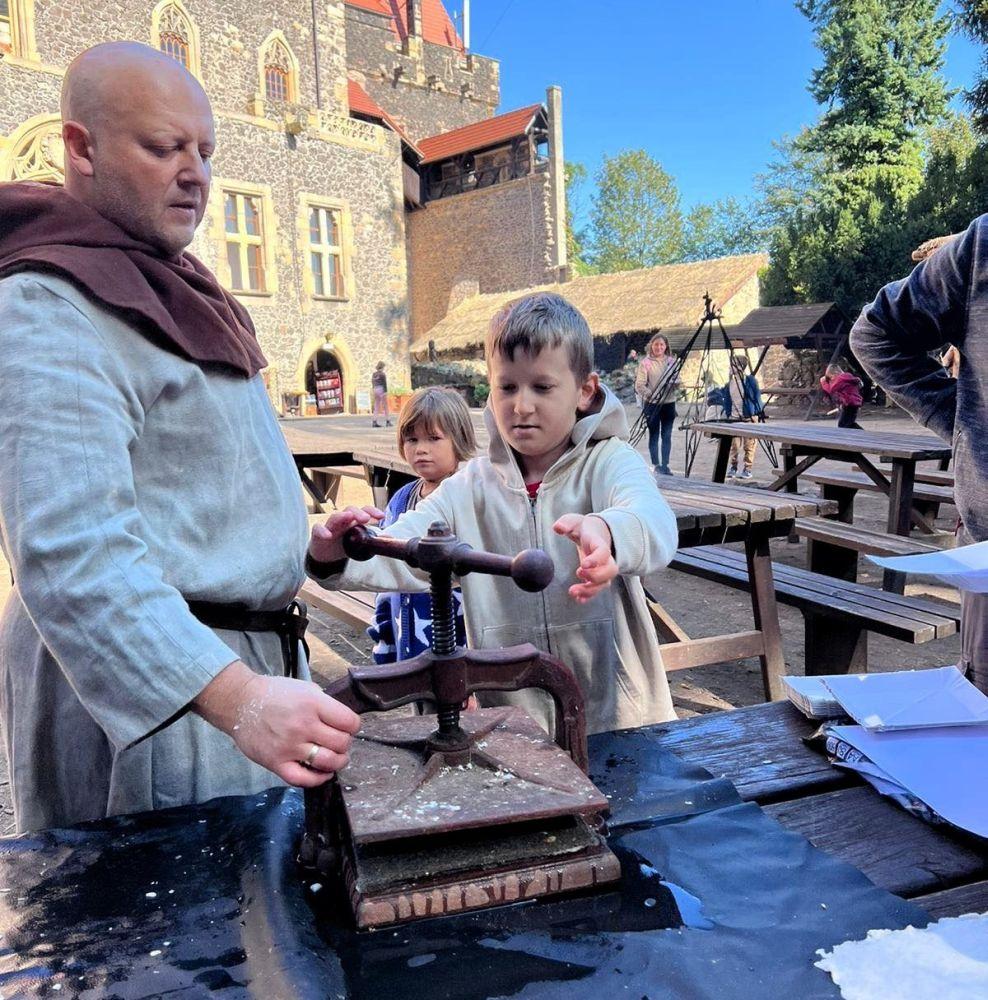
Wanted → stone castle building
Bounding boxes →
[0,0,568,413]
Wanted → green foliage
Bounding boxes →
[956,0,988,130]
[472,382,490,406]
[680,197,766,262]
[564,162,596,276]
[761,0,956,316]
[589,150,683,271]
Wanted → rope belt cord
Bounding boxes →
[187,599,310,679]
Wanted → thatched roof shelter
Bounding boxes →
[411,253,769,361]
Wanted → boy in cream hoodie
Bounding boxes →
[308,292,679,734]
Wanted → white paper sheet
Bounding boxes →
[828,724,988,838]
[816,913,988,1000]
[823,666,988,731]
[869,540,988,592]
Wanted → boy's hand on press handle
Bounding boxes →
[553,513,618,603]
[309,505,385,564]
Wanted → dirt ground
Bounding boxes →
[0,403,961,833]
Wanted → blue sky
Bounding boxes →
[446,1,982,214]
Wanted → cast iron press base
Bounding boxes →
[299,523,620,929]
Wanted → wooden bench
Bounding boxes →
[803,469,954,531]
[300,464,367,512]
[298,579,375,632]
[670,545,960,675]
[792,515,942,593]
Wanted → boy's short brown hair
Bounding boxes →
[397,387,477,463]
[485,292,594,382]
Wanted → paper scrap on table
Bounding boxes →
[869,540,988,592]
[828,723,988,838]
[823,666,988,731]
[816,913,988,1000]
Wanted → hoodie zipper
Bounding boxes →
[528,489,553,654]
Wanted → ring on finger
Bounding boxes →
[303,743,321,768]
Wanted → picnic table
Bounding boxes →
[697,420,952,538]
[0,702,981,997]
[348,449,836,700]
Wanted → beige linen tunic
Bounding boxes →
[310,387,679,735]
[0,273,309,832]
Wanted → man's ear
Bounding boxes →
[61,121,95,178]
[577,371,600,412]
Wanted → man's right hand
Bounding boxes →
[193,660,362,788]
[308,505,385,565]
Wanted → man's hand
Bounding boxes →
[309,505,385,565]
[552,513,618,603]
[193,661,362,788]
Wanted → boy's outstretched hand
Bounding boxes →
[553,513,617,603]
[309,505,385,564]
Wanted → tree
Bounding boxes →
[761,0,953,314]
[563,161,595,275]
[956,0,988,130]
[680,197,765,262]
[589,150,683,272]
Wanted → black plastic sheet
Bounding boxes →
[0,740,928,998]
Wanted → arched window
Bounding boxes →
[0,114,64,184]
[259,32,298,105]
[151,0,201,78]
[0,2,12,55]
[0,0,37,59]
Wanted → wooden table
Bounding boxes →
[642,700,988,918]
[697,421,952,537]
[351,448,836,702]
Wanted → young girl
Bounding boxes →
[820,364,864,429]
[367,387,477,663]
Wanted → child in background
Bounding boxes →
[726,355,764,479]
[308,292,679,736]
[820,364,864,429]
[367,388,476,663]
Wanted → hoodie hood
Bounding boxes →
[484,383,631,488]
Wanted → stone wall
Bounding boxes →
[344,4,498,141]
[1,0,411,409]
[31,0,350,118]
[406,172,558,341]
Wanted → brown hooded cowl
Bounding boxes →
[0,182,266,377]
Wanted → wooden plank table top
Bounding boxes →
[644,701,988,916]
[696,420,952,461]
[351,447,836,544]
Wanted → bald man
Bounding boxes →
[0,42,360,832]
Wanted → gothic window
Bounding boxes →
[264,39,291,102]
[0,1,11,54]
[306,202,348,299]
[151,1,200,77]
[224,190,267,293]
[259,33,298,105]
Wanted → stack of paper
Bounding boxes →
[801,666,988,839]
[869,539,988,592]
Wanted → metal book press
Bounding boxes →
[299,522,620,930]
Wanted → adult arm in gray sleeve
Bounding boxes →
[849,216,979,443]
[0,278,240,750]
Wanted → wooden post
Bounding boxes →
[804,612,868,675]
[745,526,786,701]
[712,435,732,482]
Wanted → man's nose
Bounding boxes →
[179,150,210,189]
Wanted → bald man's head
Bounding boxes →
[60,42,216,258]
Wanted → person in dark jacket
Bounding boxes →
[849,216,987,692]
[820,364,864,428]
[724,356,764,479]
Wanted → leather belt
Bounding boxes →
[187,599,310,679]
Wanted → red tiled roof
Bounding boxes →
[347,78,421,154]
[417,104,543,164]
[345,0,464,51]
